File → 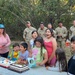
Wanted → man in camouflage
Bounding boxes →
[38,22,47,38]
[69,20,75,55]
[69,20,75,40]
[55,21,67,48]
[23,21,36,43]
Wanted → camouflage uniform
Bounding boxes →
[55,26,67,48]
[23,27,36,43]
[53,29,56,38]
[38,27,47,38]
[69,26,75,40]
[69,26,75,55]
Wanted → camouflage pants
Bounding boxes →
[57,40,71,61]
[57,40,65,49]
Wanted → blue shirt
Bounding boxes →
[19,50,29,60]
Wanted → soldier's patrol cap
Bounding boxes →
[40,22,44,25]
[26,21,31,24]
[0,24,5,29]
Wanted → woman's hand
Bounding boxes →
[2,45,6,48]
[48,58,51,64]
[0,45,4,49]
[0,45,2,47]
[36,62,43,66]
[16,58,22,64]
[46,66,49,70]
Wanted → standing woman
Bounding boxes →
[44,28,57,67]
[0,24,11,58]
[47,23,56,38]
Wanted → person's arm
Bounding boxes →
[40,51,48,66]
[25,51,29,59]
[22,60,28,64]
[47,66,60,72]
[38,28,41,36]
[46,61,62,72]
[53,30,56,38]
[16,56,28,64]
[48,38,57,64]
[69,27,72,39]
[8,50,13,59]
[55,28,58,39]
[16,51,20,59]
[37,50,48,66]
[3,34,11,47]
[23,29,27,41]
[21,51,29,64]
[62,27,67,38]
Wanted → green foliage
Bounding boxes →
[0,0,75,40]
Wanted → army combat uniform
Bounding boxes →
[38,27,47,38]
[69,26,75,55]
[55,26,67,48]
[69,26,75,40]
[23,27,36,43]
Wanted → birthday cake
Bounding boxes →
[0,57,29,72]
[9,63,29,73]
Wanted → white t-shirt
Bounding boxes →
[30,39,34,49]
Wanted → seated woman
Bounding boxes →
[31,36,48,66]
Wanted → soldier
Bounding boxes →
[69,20,75,40]
[55,21,67,48]
[38,22,47,38]
[69,20,75,55]
[23,21,36,43]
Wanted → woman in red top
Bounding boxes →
[44,28,57,66]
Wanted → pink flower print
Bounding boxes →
[32,48,38,60]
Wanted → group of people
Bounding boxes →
[23,20,75,48]
[0,20,75,75]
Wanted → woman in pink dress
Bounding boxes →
[44,28,57,67]
[0,24,11,58]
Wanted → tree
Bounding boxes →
[0,0,75,40]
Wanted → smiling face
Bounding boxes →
[20,45,26,52]
[35,41,41,48]
[32,32,38,39]
[45,29,52,38]
[71,41,75,52]
[13,46,20,52]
